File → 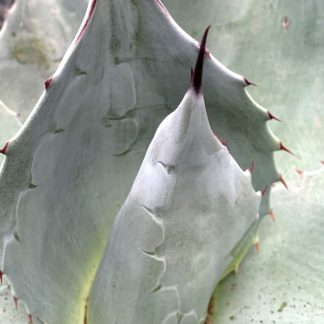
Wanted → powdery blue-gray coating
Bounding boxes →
[0,0,278,322]
[88,90,260,324]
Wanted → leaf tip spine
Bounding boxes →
[191,26,211,94]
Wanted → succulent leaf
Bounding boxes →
[88,29,260,323]
[0,0,279,323]
[164,0,323,177]
[163,3,324,322]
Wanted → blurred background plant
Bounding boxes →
[0,0,15,30]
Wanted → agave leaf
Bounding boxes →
[164,1,324,322]
[88,30,260,323]
[164,0,324,177]
[163,2,324,322]
[0,0,279,323]
[211,168,324,323]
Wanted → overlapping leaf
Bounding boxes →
[165,0,323,176]
[164,1,324,322]
[88,43,261,322]
[0,0,281,323]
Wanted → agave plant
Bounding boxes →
[0,0,323,323]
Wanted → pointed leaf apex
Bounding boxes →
[0,270,3,284]
[191,26,211,94]
[255,241,260,253]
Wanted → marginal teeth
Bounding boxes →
[279,174,289,190]
[0,142,9,155]
[261,185,269,196]
[267,111,281,121]
[254,241,260,253]
[13,296,18,309]
[279,142,295,156]
[268,209,276,222]
[243,77,257,87]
